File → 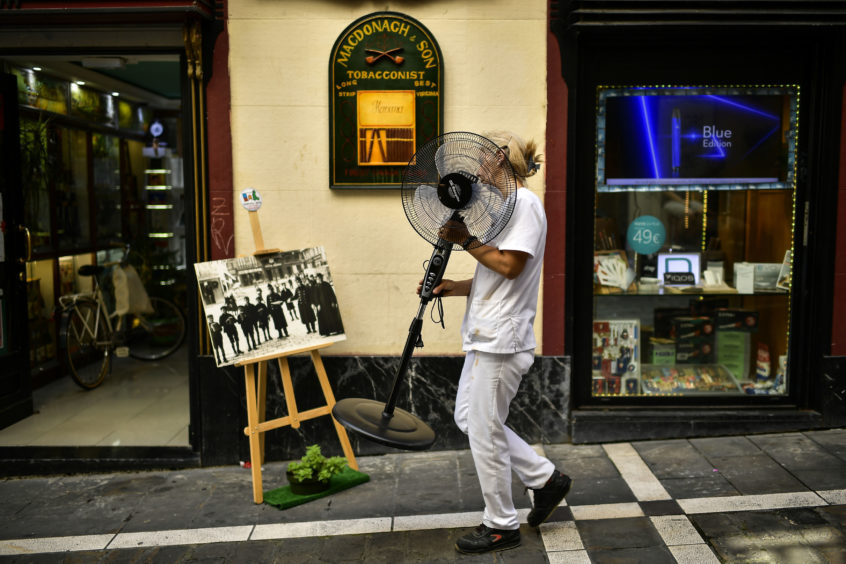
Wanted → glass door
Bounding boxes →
[0,72,34,428]
[0,58,190,448]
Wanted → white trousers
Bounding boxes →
[454,349,556,530]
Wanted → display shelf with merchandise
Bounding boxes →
[589,85,798,400]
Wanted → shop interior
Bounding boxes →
[0,55,189,447]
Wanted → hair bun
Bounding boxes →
[526,156,542,177]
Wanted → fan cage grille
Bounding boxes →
[401,132,518,250]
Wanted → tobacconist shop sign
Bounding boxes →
[329,11,444,189]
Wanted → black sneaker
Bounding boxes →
[454,524,521,554]
[527,470,572,527]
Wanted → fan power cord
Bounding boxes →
[431,295,445,329]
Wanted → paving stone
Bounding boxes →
[191,538,283,562]
[544,443,607,460]
[818,543,846,564]
[104,545,196,564]
[817,504,846,530]
[804,429,846,463]
[691,507,845,564]
[0,554,86,564]
[564,475,637,506]
[116,487,223,533]
[789,467,846,491]
[576,516,664,550]
[631,439,716,479]
[0,480,52,539]
[587,545,678,563]
[658,473,740,499]
[394,456,467,516]
[640,499,684,516]
[3,502,134,539]
[548,452,620,479]
[708,454,807,495]
[689,435,763,458]
[749,433,846,471]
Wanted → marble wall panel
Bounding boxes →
[223,355,570,462]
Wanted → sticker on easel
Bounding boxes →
[240,188,263,211]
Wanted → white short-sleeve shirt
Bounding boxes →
[461,187,547,353]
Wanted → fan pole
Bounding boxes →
[382,241,452,418]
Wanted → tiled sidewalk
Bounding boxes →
[1,429,845,562]
[541,430,846,562]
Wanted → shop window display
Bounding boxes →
[591,85,798,398]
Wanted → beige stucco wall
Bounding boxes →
[227,1,547,355]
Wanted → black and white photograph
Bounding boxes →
[194,247,346,367]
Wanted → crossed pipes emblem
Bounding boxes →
[365,48,404,65]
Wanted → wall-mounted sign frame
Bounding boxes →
[329,11,444,189]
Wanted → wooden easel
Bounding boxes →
[235,198,357,504]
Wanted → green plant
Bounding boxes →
[287,445,348,483]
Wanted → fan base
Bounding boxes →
[332,398,436,451]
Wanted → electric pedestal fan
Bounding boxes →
[332,132,518,450]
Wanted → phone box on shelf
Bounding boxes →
[716,331,751,380]
[716,309,759,332]
[673,317,715,364]
[733,263,755,294]
[733,262,783,293]
[654,307,690,339]
[676,339,715,364]
[672,316,715,340]
[753,263,783,290]
[650,337,675,365]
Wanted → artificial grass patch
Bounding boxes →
[263,468,370,510]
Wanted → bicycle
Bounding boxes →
[57,245,187,390]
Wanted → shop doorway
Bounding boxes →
[0,55,191,448]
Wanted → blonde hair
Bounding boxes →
[482,130,543,182]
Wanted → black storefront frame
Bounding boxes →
[552,3,846,441]
[0,11,220,474]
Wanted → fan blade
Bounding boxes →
[412,184,453,228]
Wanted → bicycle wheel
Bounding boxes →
[61,300,111,390]
[128,297,186,360]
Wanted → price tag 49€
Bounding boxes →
[627,215,666,255]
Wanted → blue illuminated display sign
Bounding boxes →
[595,86,799,192]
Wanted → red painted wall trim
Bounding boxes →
[1,1,213,13]
[831,85,846,354]
[543,1,567,356]
[206,17,235,260]
[0,1,214,24]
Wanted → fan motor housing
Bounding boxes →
[437,172,475,209]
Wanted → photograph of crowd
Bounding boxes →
[194,246,345,367]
